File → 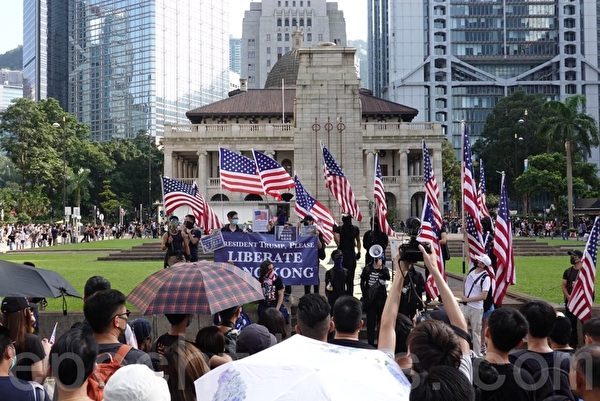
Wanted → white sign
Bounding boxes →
[64,207,72,216]
[73,207,81,217]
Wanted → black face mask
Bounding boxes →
[570,256,577,265]
[185,221,194,229]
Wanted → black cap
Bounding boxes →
[1,297,30,314]
[568,250,583,258]
[303,215,315,223]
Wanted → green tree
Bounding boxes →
[473,91,555,194]
[67,168,93,209]
[538,95,599,227]
[99,180,121,220]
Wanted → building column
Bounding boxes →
[431,147,444,209]
[177,157,184,179]
[366,150,375,202]
[197,150,208,195]
[398,150,410,222]
[164,150,173,178]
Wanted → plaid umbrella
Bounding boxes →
[128,261,265,315]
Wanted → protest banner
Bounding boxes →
[214,232,318,285]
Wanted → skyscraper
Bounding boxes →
[68,0,230,140]
[24,0,230,140]
[370,0,600,165]
[241,0,347,89]
[23,0,47,101]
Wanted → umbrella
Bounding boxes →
[0,259,81,298]
[128,261,265,315]
[194,334,411,400]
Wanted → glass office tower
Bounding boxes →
[370,0,600,166]
[68,0,229,140]
[23,0,48,101]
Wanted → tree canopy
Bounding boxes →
[0,98,163,223]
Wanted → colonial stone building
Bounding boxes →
[162,39,444,230]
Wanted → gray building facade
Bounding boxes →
[241,0,347,89]
[370,0,600,166]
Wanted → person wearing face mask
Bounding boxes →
[1,297,50,384]
[222,211,243,233]
[161,216,190,268]
[183,214,202,262]
[299,216,325,295]
[83,289,153,369]
[324,250,347,312]
[0,325,49,401]
[562,250,586,347]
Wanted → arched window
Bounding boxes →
[245,194,263,201]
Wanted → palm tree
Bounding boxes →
[538,95,599,228]
[67,168,93,210]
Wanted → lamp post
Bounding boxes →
[52,116,67,223]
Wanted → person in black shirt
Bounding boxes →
[362,218,389,266]
[360,255,390,346]
[334,215,361,296]
[258,260,287,321]
[161,216,189,268]
[475,307,535,401]
[325,250,347,311]
[183,214,202,262]
[151,314,192,371]
[221,210,243,232]
[562,250,583,347]
[329,295,374,349]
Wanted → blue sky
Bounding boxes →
[0,0,366,54]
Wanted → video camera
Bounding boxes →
[399,217,432,263]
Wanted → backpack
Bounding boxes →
[87,345,131,401]
[467,269,494,312]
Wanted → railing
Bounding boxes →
[165,123,294,137]
[177,178,195,185]
[208,178,221,187]
[362,122,442,137]
[382,176,423,185]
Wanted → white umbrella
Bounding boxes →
[195,334,411,400]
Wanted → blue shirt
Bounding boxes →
[0,376,50,401]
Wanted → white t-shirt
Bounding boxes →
[463,269,491,310]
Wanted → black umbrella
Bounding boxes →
[0,260,81,314]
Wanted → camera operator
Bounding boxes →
[161,216,190,268]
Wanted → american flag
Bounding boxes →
[421,141,445,298]
[322,144,363,221]
[374,153,395,236]
[162,177,203,222]
[294,175,336,244]
[253,150,295,200]
[219,147,264,195]
[462,125,485,262]
[49,322,58,345]
[477,159,491,219]
[417,199,446,299]
[422,141,443,230]
[195,187,222,232]
[567,216,599,321]
[493,172,515,306]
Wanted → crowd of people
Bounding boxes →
[1,241,599,401]
[0,221,162,250]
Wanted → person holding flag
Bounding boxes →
[563,249,586,347]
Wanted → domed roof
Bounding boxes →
[264,49,300,89]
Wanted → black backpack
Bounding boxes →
[467,269,494,312]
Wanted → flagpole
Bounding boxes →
[217,145,226,228]
[460,122,467,275]
[282,78,285,124]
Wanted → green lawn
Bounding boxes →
[1,242,162,312]
[2,239,597,312]
[19,238,153,251]
[446,255,598,305]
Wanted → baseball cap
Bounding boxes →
[236,323,277,355]
[1,297,30,314]
[473,254,492,267]
[103,364,170,401]
[568,250,583,258]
